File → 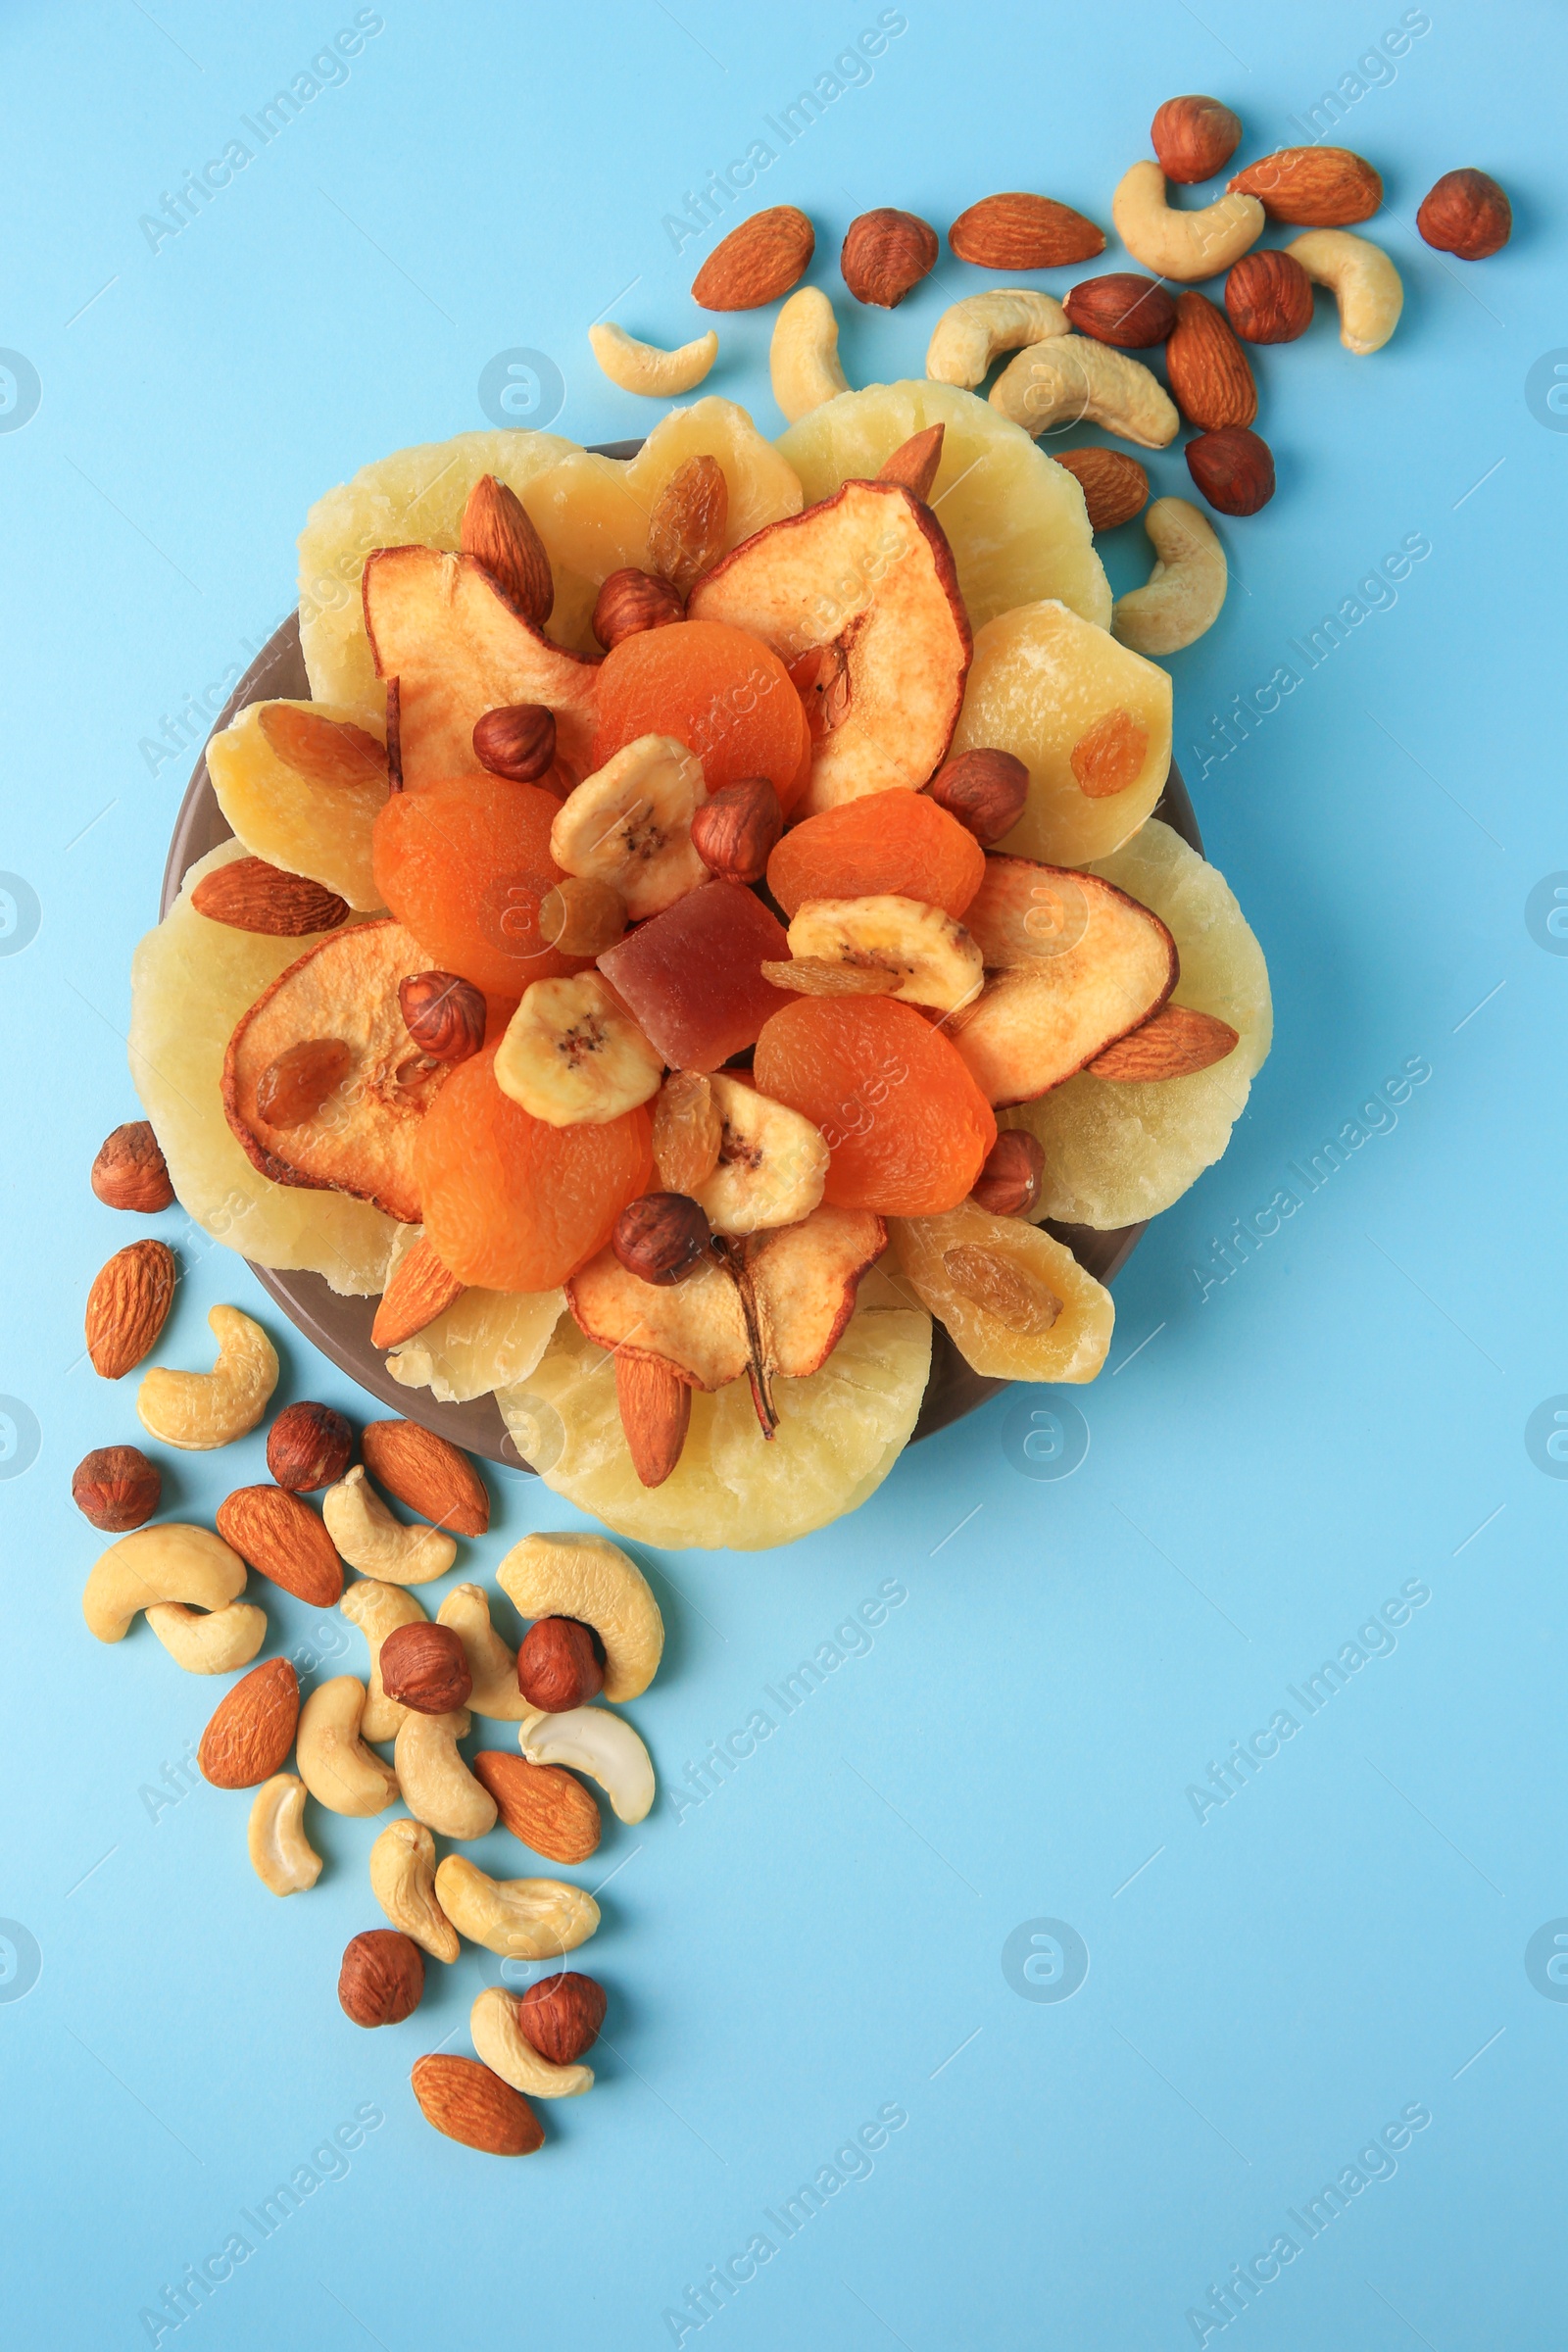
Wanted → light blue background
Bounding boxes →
[2,3,1563,2344]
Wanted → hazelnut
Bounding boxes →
[337,1929,424,2027]
[1063,272,1177,349]
[840,207,939,308]
[398,970,486,1064]
[267,1400,354,1493]
[90,1120,173,1213]
[1416,168,1511,261]
[1151,94,1242,185]
[1223,250,1314,344]
[612,1193,713,1287]
[928,749,1030,847]
[593,566,684,652]
[378,1622,472,1715]
[1185,425,1275,516]
[516,1970,607,2066]
[256,1038,352,1127]
[472,702,557,782]
[690,777,783,884]
[72,1444,161,1532]
[970,1130,1046,1219]
[516,1617,605,1713]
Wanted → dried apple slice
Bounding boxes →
[222,919,451,1222]
[362,547,600,791]
[207,699,389,911]
[687,478,971,816]
[889,1203,1113,1382]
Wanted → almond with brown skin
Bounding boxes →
[472,1752,602,1865]
[517,1971,607,2065]
[398,971,486,1063]
[1063,273,1176,349]
[1164,290,1257,429]
[614,1355,692,1488]
[692,205,814,309]
[876,422,945,502]
[190,858,349,937]
[1152,95,1242,185]
[1186,424,1275,515]
[1417,168,1511,260]
[1224,249,1313,343]
[267,1400,354,1493]
[371,1237,466,1351]
[969,1130,1045,1218]
[1228,145,1382,225]
[928,749,1030,847]
[216,1485,344,1606]
[592,566,685,651]
[841,208,938,307]
[198,1658,301,1788]
[472,702,557,783]
[1052,446,1150,533]
[91,1120,174,1213]
[690,776,782,884]
[339,1929,423,2027]
[515,1617,606,1712]
[411,2054,544,2154]
[647,455,729,596]
[256,705,387,787]
[460,475,553,626]
[72,1444,161,1531]
[949,191,1105,270]
[85,1240,176,1379]
[1088,1003,1240,1080]
[362,1419,489,1537]
[379,1621,472,1714]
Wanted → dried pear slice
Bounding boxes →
[207,699,388,912]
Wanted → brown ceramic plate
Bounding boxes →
[162,461,1200,1468]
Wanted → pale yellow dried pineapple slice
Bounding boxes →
[378,1226,564,1404]
[207,699,387,911]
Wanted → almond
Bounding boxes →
[198,1658,300,1788]
[1228,145,1382,226]
[472,1751,602,1865]
[410,2053,544,2155]
[1151,95,1242,185]
[460,474,553,626]
[1088,1003,1240,1080]
[876,422,945,502]
[1185,423,1275,515]
[266,1399,354,1493]
[592,566,685,652]
[256,705,387,788]
[90,1120,173,1213]
[614,1353,692,1488]
[949,191,1105,270]
[1224,249,1313,343]
[517,1970,607,2065]
[371,1236,466,1350]
[361,1418,489,1537]
[1417,168,1511,261]
[1052,446,1150,533]
[690,776,782,884]
[85,1240,176,1379]
[1063,272,1176,349]
[647,455,729,597]
[840,208,938,308]
[1163,290,1257,429]
[692,205,814,310]
[215,1484,344,1606]
[190,858,349,937]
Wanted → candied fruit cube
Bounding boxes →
[598,881,795,1072]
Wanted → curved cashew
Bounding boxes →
[393,1708,497,1840]
[295,1675,399,1817]
[146,1599,268,1674]
[340,1577,428,1740]
[990,334,1179,450]
[247,1773,321,1895]
[926,289,1068,388]
[770,286,850,423]
[496,1531,663,1701]
[368,1817,459,1962]
[470,1985,592,2099]
[518,1704,655,1826]
[322,1466,456,1585]
[1284,228,1402,354]
[588,320,718,397]
[1112,497,1228,656]
[83,1523,246,1643]
[433,1855,600,1959]
[136,1304,278,1450]
[1111,160,1263,282]
[438,1584,528,1721]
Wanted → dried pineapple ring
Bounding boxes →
[890,1204,1113,1383]
[378,1225,564,1404]
[776,379,1109,632]
[1003,818,1271,1229]
[208,700,388,911]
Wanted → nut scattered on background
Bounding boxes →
[361,1419,490,1538]
[841,207,939,307]
[691,204,814,309]
[72,1444,161,1531]
[472,1751,602,1865]
[1063,272,1176,349]
[516,1617,606,1713]
[1416,167,1511,259]
[198,1658,301,1788]
[949,190,1105,270]
[266,1399,354,1493]
[1163,291,1258,429]
[85,1240,176,1380]
[217,1484,344,1607]
[1185,424,1276,516]
[1151,94,1242,184]
[517,1971,608,2067]
[378,1621,473,1716]
[410,2053,543,2154]
[338,1929,424,2027]
[1223,249,1315,343]
[1051,447,1151,533]
[1227,145,1382,225]
[90,1121,173,1213]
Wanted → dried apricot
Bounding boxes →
[591,618,812,812]
[415,1044,652,1291]
[754,997,995,1216]
[766,791,985,919]
[371,774,585,999]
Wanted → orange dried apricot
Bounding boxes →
[754,997,995,1217]
[415,1044,652,1291]
[591,619,812,813]
[371,774,585,999]
[766,791,985,920]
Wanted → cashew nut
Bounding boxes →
[136,1304,278,1450]
[517,1704,655,1826]
[926,289,1069,389]
[1284,228,1402,355]
[340,1577,427,1740]
[146,1599,268,1674]
[295,1675,399,1817]
[393,1708,497,1841]
[770,285,850,423]
[433,1855,600,1959]
[83,1522,246,1643]
[322,1465,456,1585]
[368,1816,459,1962]
[438,1584,528,1720]
[470,1985,592,2099]
[495,1531,663,1701]
[989,334,1179,450]
[247,1773,321,1895]
[1112,497,1228,656]
[588,320,718,397]
[1111,160,1264,282]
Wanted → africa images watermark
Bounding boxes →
[1283,7,1432,144]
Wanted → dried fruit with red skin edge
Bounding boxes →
[267,1400,354,1493]
[1052,447,1150,534]
[927,753,1030,851]
[91,1121,173,1213]
[516,1617,606,1712]
[1224,250,1314,343]
[1228,146,1382,226]
[690,776,782,884]
[198,1659,301,1788]
[399,971,486,1065]
[597,879,794,1072]
[411,2053,544,2153]
[339,1929,424,2026]
[460,474,554,627]
[72,1445,161,1532]
[517,1972,607,2066]
[85,1240,176,1379]
[1417,169,1511,260]
[841,208,939,308]
[191,858,349,937]
[949,191,1105,270]
[616,1355,692,1485]
[216,1485,344,1607]
[1164,291,1257,430]
[1063,273,1176,349]
[592,567,685,651]
[970,1129,1045,1218]
[612,1194,714,1287]
[379,1621,472,1714]
[362,1418,489,1537]
[1152,95,1242,185]
[1186,425,1275,515]
[472,703,557,783]
[692,205,814,309]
